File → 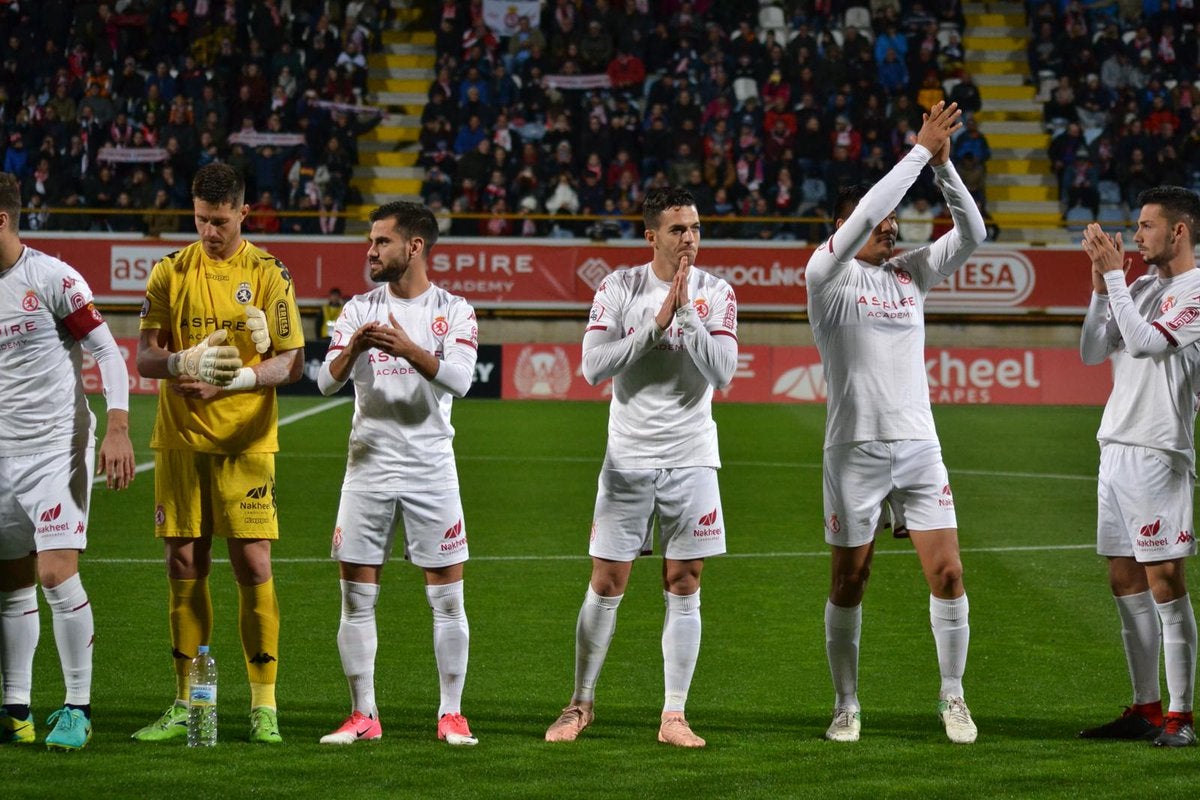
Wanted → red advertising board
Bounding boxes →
[500,344,1115,405]
[25,234,1096,316]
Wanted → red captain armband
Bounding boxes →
[64,301,105,340]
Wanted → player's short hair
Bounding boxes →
[192,163,245,207]
[0,172,20,221]
[833,184,872,223]
[370,201,439,252]
[1137,186,1200,247]
[643,187,697,230]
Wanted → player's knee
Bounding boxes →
[928,561,963,596]
[831,564,871,599]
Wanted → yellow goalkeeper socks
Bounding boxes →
[168,577,213,701]
[239,578,280,709]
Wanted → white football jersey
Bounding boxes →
[806,146,985,447]
[325,283,477,489]
[1090,269,1200,470]
[583,262,738,468]
[0,246,106,455]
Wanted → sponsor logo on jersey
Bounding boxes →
[62,277,76,292]
[440,519,467,552]
[828,513,841,534]
[70,292,86,310]
[273,258,291,284]
[21,291,39,312]
[723,291,737,331]
[589,302,605,322]
[275,300,291,337]
[1161,295,1177,314]
[155,504,166,527]
[1177,530,1195,545]
[236,282,253,304]
[432,316,449,336]
[895,269,912,284]
[332,526,343,550]
[693,297,709,319]
[513,346,572,398]
[1167,307,1199,331]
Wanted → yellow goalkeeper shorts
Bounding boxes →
[153,449,279,540]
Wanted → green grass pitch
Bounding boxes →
[7,395,1198,798]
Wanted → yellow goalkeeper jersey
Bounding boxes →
[140,239,305,454]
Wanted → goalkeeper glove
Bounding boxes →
[245,304,271,353]
[168,329,243,386]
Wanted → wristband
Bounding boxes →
[225,367,257,391]
[167,352,182,376]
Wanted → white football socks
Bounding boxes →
[42,573,93,706]
[662,589,701,714]
[825,600,862,711]
[0,585,39,708]
[1114,590,1163,706]
[930,593,970,699]
[426,580,469,718]
[337,579,380,716]
[1156,594,1197,713]
[574,586,622,704]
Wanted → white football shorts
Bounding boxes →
[1097,443,1197,561]
[0,445,94,559]
[589,467,727,562]
[823,439,957,547]
[331,490,468,569]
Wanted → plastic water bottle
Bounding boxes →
[187,645,218,747]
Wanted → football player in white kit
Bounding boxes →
[0,172,135,750]
[317,201,480,747]
[544,187,738,748]
[806,102,986,744]
[1078,187,1200,748]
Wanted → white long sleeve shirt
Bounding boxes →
[806,145,986,447]
[582,262,738,469]
[319,283,477,490]
[1081,268,1200,471]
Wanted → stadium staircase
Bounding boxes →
[350,3,433,227]
[962,1,1068,243]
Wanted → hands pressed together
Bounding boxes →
[655,255,692,330]
[1081,223,1132,294]
[916,101,962,167]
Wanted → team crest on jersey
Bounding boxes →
[432,316,449,336]
[693,297,709,319]
[895,269,912,284]
[235,282,253,304]
[140,298,150,318]
[21,291,39,312]
[1162,296,1177,314]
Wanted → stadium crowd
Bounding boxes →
[0,0,985,242]
[424,0,982,241]
[0,0,391,234]
[1035,0,1200,222]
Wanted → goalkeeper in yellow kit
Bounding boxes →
[132,163,305,743]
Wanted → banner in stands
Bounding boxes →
[28,236,1094,316]
[500,344,1115,406]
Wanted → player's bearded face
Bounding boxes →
[194,199,247,260]
[367,220,411,282]
[1134,205,1177,266]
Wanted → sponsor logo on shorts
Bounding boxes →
[1177,530,1195,545]
[693,507,722,538]
[75,521,85,535]
[432,316,449,336]
[939,484,955,508]
[36,503,70,536]
[828,513,841,534]
[332,526,343,550]
[155,504,165,526]
[589,521,597,542]
[235,282,253,304]
[440,519,466,552]
[1137,519,1168,548]
[241,481,277,523]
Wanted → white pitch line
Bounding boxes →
[91,397,353,486]
[85,542,1096,566]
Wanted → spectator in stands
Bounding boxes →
[948,74,982,119]
[607,49,646,92]
[897,195,936,242]
[1076,74,1114,131]
[953,119,991,167]
[1050,121,1088,187]
[878,49,910,95]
